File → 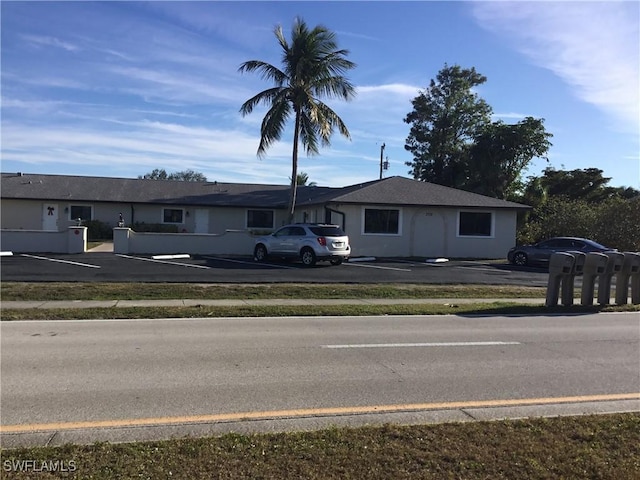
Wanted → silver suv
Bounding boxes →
[254,223,350,266]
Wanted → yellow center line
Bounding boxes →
[1,393,638,434]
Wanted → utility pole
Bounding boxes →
[379,143,386,179]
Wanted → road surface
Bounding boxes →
[1,312,638,446]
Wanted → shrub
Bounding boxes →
[84,220,113,241]
[517,196,640,250]
[131,222,179,233]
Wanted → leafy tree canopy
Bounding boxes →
[404,64,552,199]
[538,167,638,202]
[404,64,491,187]
[138,169,207,182]
[467,117,552,199]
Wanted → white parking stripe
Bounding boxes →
[460,266,503,272]
[323,341,521,349]
[20,254,101,269]
[116,254,211,269]
[344,262,411,272]
[202,256,299,269]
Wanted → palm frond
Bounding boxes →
[312,75,356,100]
[239,87,287,116]
[256,92,291,157]
[298,111,320,156]
[238,60,287,85]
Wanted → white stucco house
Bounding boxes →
[1,172,529,258]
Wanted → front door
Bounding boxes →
[42,204,59,231]
[194,209,209,233]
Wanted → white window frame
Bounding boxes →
[246,209,275,229]
[68,204,93,222]
[456,210,495,238]
[361,207,403,236]
[162,208,185,224]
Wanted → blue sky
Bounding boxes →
[1,1,639,189]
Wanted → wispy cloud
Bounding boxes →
[357,83,419,97]
[471,1,639,134]
[20,34,80,52]
[492,112,530,121]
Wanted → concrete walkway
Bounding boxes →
[2,298,548,309]
[87,241,113,252]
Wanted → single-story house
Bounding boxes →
[1,172,529,258]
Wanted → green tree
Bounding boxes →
[139,169,207,182]
[518,196,640,251]
[239,17,356,222]
[538,167,620,203]
[592,197,640,251]
[466,117,552,199]
[293,172,317,187]
[404,64,492,187]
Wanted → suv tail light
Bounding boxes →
[317,236,327,246]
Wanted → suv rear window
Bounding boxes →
[309,226,345,237]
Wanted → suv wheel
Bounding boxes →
[254,244,268,262]
[330,258,343,266]
[300,248,316,267]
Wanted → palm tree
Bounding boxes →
[294,172,317,187]
[239,17,356,222]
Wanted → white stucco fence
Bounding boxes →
[1,227,87,254]
[113,228,256,255]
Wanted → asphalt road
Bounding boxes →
[2,312,638,446]
[0,252,551,285]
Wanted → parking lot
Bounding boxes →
[0,252,550,286]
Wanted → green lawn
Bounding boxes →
[2,414,638,479]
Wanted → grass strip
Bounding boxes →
[1,302,637,321]
[2,414,638,479]
[0,282,547,301]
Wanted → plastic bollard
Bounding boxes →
[597,252,625,305]
[615,252,640,305]
[561,251,585,306]
[632,252,640,305]
[580,252,609,306]
[546,252,575,307]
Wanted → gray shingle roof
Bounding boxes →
[300,176,529,209]
[1,173,296,207]
[1,173,529,209]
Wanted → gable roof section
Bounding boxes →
[299,176,529,209]
[1,173,529,210]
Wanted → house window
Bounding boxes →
[247,209,274,229]
[364,208,400,235]
[458,211,493,237]
[163,208,184,224]
[69,205,92,221]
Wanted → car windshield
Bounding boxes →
[309,226,345,237]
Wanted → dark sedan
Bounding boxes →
[507,237,615,267]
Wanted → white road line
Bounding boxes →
[323,341,521,349]
[345,263,411,272]
[201,256,298,269]
[20,254,101,269]
[116,254,211,269]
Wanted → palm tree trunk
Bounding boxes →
[287,113,301,223]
